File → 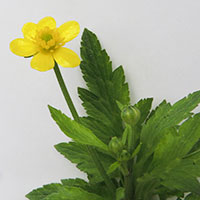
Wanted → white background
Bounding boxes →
[1,0,200,199]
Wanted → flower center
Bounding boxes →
[41,33,53,42]
[35,26,64,52]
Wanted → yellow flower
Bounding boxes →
[10,17,80,71]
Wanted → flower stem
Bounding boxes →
[53,63,79,122]
[53,63,116,196]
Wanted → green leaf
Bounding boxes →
[185,193,200,200]
[121,125,129,145]
[160,168,200,195]
[48,105,108,152]
[146,100,167,122]
[116,100,125,111]
[135,98,153,125]
[26,179,110,200]
[156,186,184,200]
[107,161,120,174]
[43,186,105,200]
[148,127,179,171]
[137,91,200,174]
[80,29,129,105]
[61,178,89,187]
[131,143,142,159]
[176,150,200,179]
[61,179,112,200]
[143,114,200,195]
[152,150,200,195]
[116,187,125,200]
[174,114,200,157]
[26,183,63,200]
[55,142,114,183]
[78,29,130,144]
[149,113,200,172]
[135,173,159,200]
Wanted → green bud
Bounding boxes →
[119,150,131,161]
[121,105,140,125]
[108,137,123,154]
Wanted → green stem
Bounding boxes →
[53,63,116,196]
[53,63,79,122]
[125,175,134,200]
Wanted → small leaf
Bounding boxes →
[121,125,130,145]
[116,100,125,111]
[131,143,142,159]
[107,161,120,174]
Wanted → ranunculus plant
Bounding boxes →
[10,17,200,200]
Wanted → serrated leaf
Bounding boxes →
[61,178,88,187]
[80,29,129,104]
[80,117,113,144]
[26,183,63,200]
[78,29,130,144]
[44,186,104,200]
[135,98,153,125]
[55,142,114,183]
[176,150,200,179]
[26,180,110,200]
[142,114,200,195]
[149,113,200,172]
[146,100,167,122]
[48,105,108,152]
[61,178,112,200]
[148,127,179,171]
[136,91,200,175]
[161,169,200,195]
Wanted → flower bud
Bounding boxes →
[108,137,123,154]
[119,150,131,161]
[121,105,140,125]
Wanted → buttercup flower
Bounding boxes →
[10,17,80,71]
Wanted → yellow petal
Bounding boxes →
[53,47,80,68]
[22,22,37,41]
[58,21,80,43]
[37,16,56,30]
[10,38,38,57]
[31,52,55,71]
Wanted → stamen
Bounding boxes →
[35,26,64,52]
[41,34,53,42]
